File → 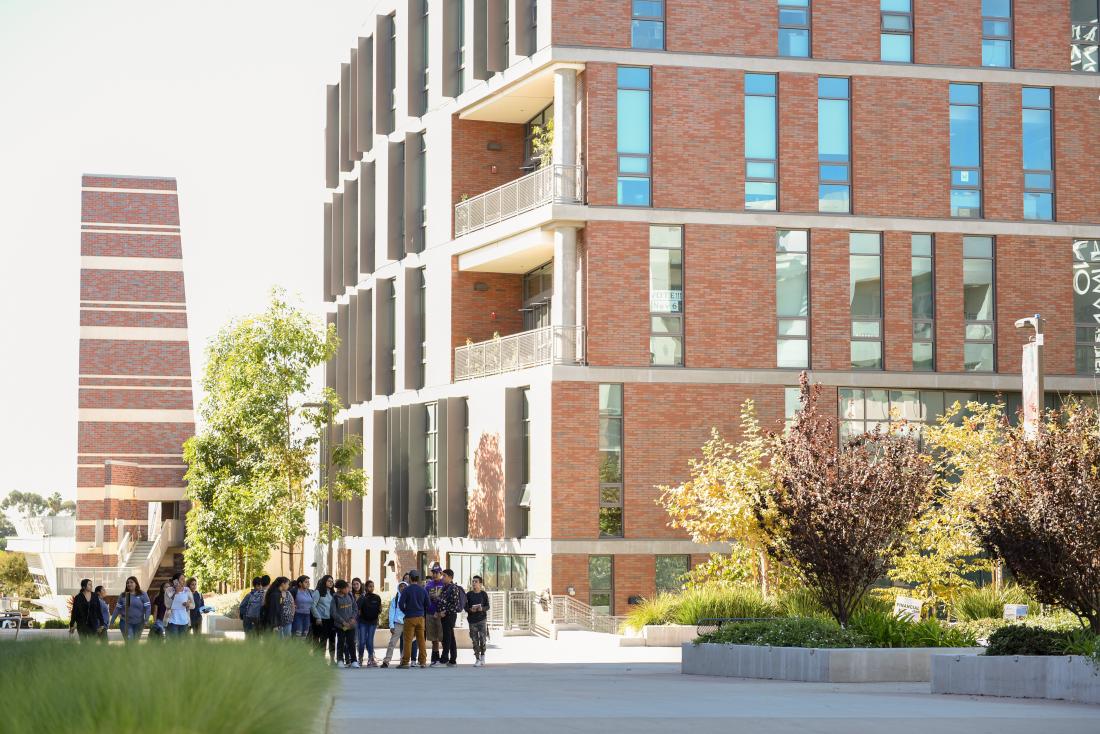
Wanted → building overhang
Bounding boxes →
[457,226,555,273]
[459,61,585,123]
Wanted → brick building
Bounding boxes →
[317,1,1100,618]
[12,174,194,602]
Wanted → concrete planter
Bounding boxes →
[683,642,982,683]
[619,624,698,647]
[932,653,1100,705]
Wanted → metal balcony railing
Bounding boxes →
[551,595,627,635]
[454,325,585,381]
[454,164,584,237]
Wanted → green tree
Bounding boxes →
[0,550,36,599]
[184,290,367,588]
[0,515,14,551]
[0,491,75,517]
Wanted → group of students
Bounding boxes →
[68,572,208,641]
[238,561,492,668]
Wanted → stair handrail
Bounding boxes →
[116,530,134,567]
[550,595,625,634]
[136,521,169,591]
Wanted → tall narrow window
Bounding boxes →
[523,104,554,171]
[519,388,531,538]
[1073,239,1100,373]
[418,133,427,242]
[850,232,883,370]
[461,398,470,536]
[963,236,995,372]
[982,0,1013,68]
[457,0,467,95]
[387,13,398,130]
[421,0,430,111]
[912,234,935,371]
[776,230,810,369]
[745,73,778,211]
[588,556,613,615]
[598,384,624,539]
[530,0,538,50]
[501,1,510,66]
[418,267,427,387]
[881,0,913,62]
[655,555,689,593]
[1022,88,1054,221]
[818,77,850,213]
[649,226,684,366]
[950,83,982,218]
[388,279,397,392]
[632,1,665,49]
[617,67,652,207]
[425,402,438,536]
[1072,0,1099,72]
[397,141,406,252]
[779,0,811,57]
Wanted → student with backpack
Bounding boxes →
[111,575,151,643]
[312,575,337,662]
[331,580,359,668]
[238,577,265,637]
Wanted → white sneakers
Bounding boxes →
[473,656,486,667]
[351,661,361,669]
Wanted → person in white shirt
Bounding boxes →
[166,574,193,638]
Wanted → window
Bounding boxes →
[421,0,430,109]
[501,1,510,69]
[425,402,438,536]
[589,555,613,615]
[982,0,1013,68]
[519,387,531,538]
[881,0,913,62]
[1022,88,1054,221]
[523,103,554,171]
[745,73,778,211]
[418,267,427,387]
[784,386,803,431]
[655,555,689,593]
[950,83,982,218]
[777,230,809,369]
[598,384,624,538]
[522,260,553,330]
[818,77,851,213]
[632,1,664,49]
[850,233,883,370]
[387,13,397,131]
[418,551,429,579]
[650,225,684,366]
[617,67,652,206]
[779,0,811,57]
[450,553,530,590]
[457,0,466,95]
[840,388,936,445]
[388,279,397,392]
[1073,239,1100,374]
[530,0,538,49]
[912,234,935,371]
[963,236,995,372]
[1072,0,1099,72]
[396,141,406,254]
[461,398,470,536]
[418,133,427,245]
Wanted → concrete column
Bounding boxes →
[552,226,579,363]
[553,68,577,168]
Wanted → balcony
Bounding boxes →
[12,516,75,538]
[454,325,586,381]
[455,164,584,238]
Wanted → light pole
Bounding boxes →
[304,401,334,575]
[1015,314,1045,440]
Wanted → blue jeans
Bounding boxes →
[167,623,189,637]
[357,623,377,661]
[280,623,293,637]
[292,612,312,636]
[123,622,144,642]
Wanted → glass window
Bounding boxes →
[950,84,982,218]
[1022,88,1054,221]
[656,555,689,593]
[589,556,613,614]
[424,403,438,536]
[779,0,811,57]
[618,68,652,206]
[818,78,850,213]
[599,384,624,538]
[850,233,882,370]
[982,0,1013,68]
[1073,239,1100,373]
[777,230,809,368]
[1071,0,1099,72]
[963,236,995,372]
[456,0,466,94]
[745,73,778,211]
[632,0,665,49]
[650,226,684,366]
[912,234,935,371]
[881,0,913,62]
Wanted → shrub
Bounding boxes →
[953,584,1034,621]
[696,618,869,648]
[672,586,780,626]
[0,638,334,731]
[624,593,681,632]
[848,610,977,648]
[985,625,1067,656]
[41,619,69,629]
[776,587,827,619]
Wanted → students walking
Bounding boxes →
[260,576,293,636]
[398,570,429,669]
[424,563,446,666]
[94,586,110,642]
[356,580,382,666]
[465,575,491,667]
[292,576,315,638]
[437,570,460,666]
[152,581,170,638]
[69,578,99,641]
[166,574,193,637]
[187,578,205,635]
[111,576,151,643]
[380,581,407,668]
[238,577,264,636]
[312,575,337,661]
[331,580,359,668]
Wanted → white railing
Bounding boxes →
[483,590,537,632]
[54,520,173,595]
[454,325,585,381]
[551,595,626,635]
[136,521,172,591]
[116,531,134,566]
[12,516,75,538]
[454,164,584,237]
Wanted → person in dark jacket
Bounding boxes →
[465,575,491,666]
[260,576,290,635]
[69,579,98,641]
[94,586,110,642]
[111,576,151,643]
[356,579,382,666]
[437,570,461,666]
[151,581,170,638]
[187,578,205,635]
[398,570,429,668]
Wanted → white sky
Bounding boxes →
[0,0,375,502]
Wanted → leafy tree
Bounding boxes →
[0,491,75,517]
[890,401,1005,615]
[0,515,14,551]
[976,403,1100,633]
[759,377,934,627]
[184,290,367,588]
[0,551,36,599]
[659,401,784,595]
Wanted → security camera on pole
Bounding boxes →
[1015,314,1045,440]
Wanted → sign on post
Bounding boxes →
[1003,604,1029,621]
[893,595,923,622]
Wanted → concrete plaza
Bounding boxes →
[328,632,1100,734]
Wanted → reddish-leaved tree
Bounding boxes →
[976,405,1100,633]
[759,376,935,627]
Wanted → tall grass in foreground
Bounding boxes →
[0,638,335,733]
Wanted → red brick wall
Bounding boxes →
[78,423,195,455]
[916,0,983,68]
[450,117,527,215]
[81,232,181,258]
[614,554,654,612]
[551,554,589,599]
[934,233,966,372]
[883,231,914,373]
[852,77,950,219]
[450,258,524,349]
[81,191,179,226]
[1015,1,1069,71]
[80,309,188,328]
[80,270,186,303]
[983,83,1024,222]
[584,221,650,366]
[996,236,1074,375]
[79,340,192,376]
[1055,86,1100,224]
[810,229,850,371]
[778,73,818,213]
[666,1,775,56]
[79,389,194,410]
[552,0,630,48]
[550,382,598,539]
[813,0,879,61]
[83,175,176,191]
[583,64,617,207]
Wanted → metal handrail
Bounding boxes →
[117,531,134,566]
[454,164,585,237]
[54,520,171,595]
[454,325,585,381]
[550,595,626,634]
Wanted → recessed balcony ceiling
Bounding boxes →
[458,226,555,273]
[460,62,583,123]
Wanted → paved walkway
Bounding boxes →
[329,632,1100,734]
